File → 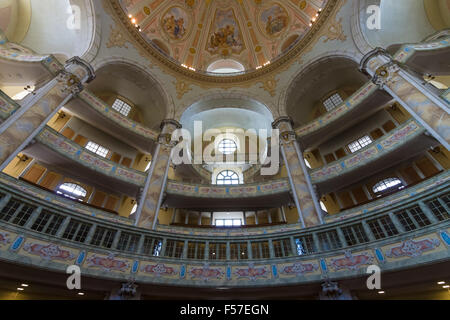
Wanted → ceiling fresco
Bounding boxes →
[118,0,328,72]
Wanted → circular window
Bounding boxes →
[216,170,240,185]
[218,139,237,155]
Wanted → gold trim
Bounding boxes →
[107,0,341,84]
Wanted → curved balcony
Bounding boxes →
[22,126,146,197]
[391,34,450,75]
[0,41,63,86]
[310,119,438,193]
[164,179,291,210]
[0,174,447,288]
[0,173,133,225]
[294,82,393,148]
[65,91,159,153]
[0,89,20,122]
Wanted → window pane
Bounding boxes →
[218,139,237,155]
[112,99,132,117]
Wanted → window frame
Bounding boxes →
[216,170,240,185]
[111,98,132,117]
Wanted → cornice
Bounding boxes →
[105,0,342,85]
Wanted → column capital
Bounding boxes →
[359,47,391,74]
[158,119,182,147]
[65,56,96,83]
[272,116,294,130]
[272,116,297,144]
[56,57,95,96]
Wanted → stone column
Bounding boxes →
[0,57,95,170]
[360,48,450,150]
[135,120,182,229]
[273,116,323,227]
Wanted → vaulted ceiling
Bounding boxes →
[118,0,328,71]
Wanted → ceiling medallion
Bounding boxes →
[108,0,340,84]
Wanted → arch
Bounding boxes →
[88,58,175,129]
[207,59,245,74]
[17,0,97,60]
[357,0,436,50]
[179,93,275,141]
[281,54,367,127]
[176,90,276,122]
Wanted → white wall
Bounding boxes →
[21,0,94,59]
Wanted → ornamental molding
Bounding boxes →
[102,0,342,85]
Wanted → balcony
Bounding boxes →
[0,173,447,288]
[0,90,20,122]
[294,81,393,148]
[65,90,159,153]
[309,119,439,193]
[22,126,146,196]
[164,179,291,210]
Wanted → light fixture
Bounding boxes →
[443,285,450,289]
[78,292,85,296]
[438,281,445,285]
[378,291,385,294]
[17,288,24,291]
[21,284,29,287]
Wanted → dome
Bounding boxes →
[118,0,329,74]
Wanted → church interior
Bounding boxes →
[0,0,448,300]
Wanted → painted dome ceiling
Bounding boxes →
[118,0,329,73]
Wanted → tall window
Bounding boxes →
[216,170,240,185]
[57,183,87,201]
[112,98,132,117]
[323,93,343,112]
[373,178,404,194]
[347,135,373,153]
[218,139,237,155]
[85,141,109,158]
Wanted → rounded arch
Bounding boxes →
[15,0,97,60]
[176,89,277,121]
[88,58,174,130]
[357,0,436,50]
[281,53,367,127]
[179,93,275,141]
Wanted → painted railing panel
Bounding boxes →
[78,90,159,141]
[37,127,146,186]
[295,81,379,137]
[166,178,290,198]
[0,173,134,225]
[442,88,450,104]
[0,208,447,287]
[0,41,63,75]
[310,119,424,183]
[394,36,450,63]
[158,171,450,236]
[0,89,20,121]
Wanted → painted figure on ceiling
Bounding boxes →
[261,4,288,37]
[162,7,188,40]
[207,9,244,54]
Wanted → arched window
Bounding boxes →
[373,178,404,194]
[112,98,132,116]
[323,92,343,112]
[207,59,245,74]
[216,170,240,185]
[57,183,87,201]
[218,139,237,155]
